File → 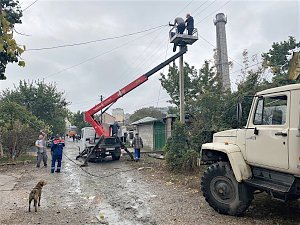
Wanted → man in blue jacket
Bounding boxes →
[50,136,65,173]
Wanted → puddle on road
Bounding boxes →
[95,200,135,225]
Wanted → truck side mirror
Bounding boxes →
[254,127,259,135]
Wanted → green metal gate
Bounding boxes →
[154,122,166,150]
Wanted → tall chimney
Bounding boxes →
[214,13,230,91]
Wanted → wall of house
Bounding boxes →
[137,123,154,150]
[102,113,116,124]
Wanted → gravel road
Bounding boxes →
[0,141,299,225]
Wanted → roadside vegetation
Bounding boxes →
[0,81,69,161]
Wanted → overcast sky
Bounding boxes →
[1,0,299,114]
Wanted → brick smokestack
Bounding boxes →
[214,13,231,91]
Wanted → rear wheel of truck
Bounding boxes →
[201,161,253,216]
[111,148,121,161]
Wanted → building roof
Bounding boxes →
[131,117,158,125]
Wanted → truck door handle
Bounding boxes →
[275,132,287,137]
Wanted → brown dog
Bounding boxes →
[28,180,46,212]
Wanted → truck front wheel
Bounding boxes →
[201,162,253,216]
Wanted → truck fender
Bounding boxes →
[201,143,252,182]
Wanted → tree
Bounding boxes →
[69,111,89,133]
[0,0,25,80]
[160,60,219,114]
[129,107,164,123]
[262,36,300,86]
[160,61,199,108]
[1,80,69,135]
[165,121,198,172]
[0,100,49,159]
[167,106,178,115]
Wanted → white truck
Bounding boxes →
[201,83,300,216]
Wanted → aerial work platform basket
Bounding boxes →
[169,26,198,46]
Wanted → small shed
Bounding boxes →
[131,117,166,151]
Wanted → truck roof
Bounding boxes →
[257,83,300,95]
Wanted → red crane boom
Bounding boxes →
[84,46,187,137]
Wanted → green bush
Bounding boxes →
[165,121,199,172]
[182,149,198,172]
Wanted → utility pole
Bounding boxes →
[179,45,185,124]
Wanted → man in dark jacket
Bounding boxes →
[185,13,194,35]
[169,17,186,52]
[131,133,143,161]
[50,136,65,173]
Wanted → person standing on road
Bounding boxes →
[50,136,65,173]
[185,13,194,35]
[35,131,47,168]
[132,133,143,161]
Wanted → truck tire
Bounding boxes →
[111,148,121,161]
[201,162,253,216]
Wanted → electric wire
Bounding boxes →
[156,37,170,107]
[14,29,31,36]
[193,0,218,18]
[43,26,165,79]
[27,25,167,51]
[173,0,195,18]
[22,0,39,12]
[62,150,136,179]
[196,0,232,24]
[120,26,168,79]
[190,1,208,15]
[198,34,243,68]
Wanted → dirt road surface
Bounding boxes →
[0,141,299,225]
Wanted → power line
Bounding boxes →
[121,26,168,79]
[198,34,243,68]
[173,0,195,18]
[123,96,171,113]
[27,24,167,51]
[13,29,31,36]
[22,0,39,12]
[42,26,164,79]
[194,0,218,18]
[157,37,170,107]
[230,62,262,74]
[191,1,208,15]
[196,0,232,24]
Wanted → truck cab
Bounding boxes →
[200,84,300,216]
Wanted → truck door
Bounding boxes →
[246,92,290,170]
